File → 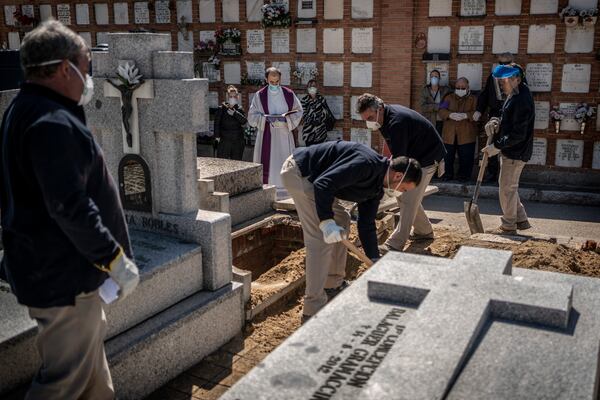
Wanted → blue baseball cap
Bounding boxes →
[492,65,520,79]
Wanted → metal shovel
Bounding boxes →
[464,134,494,234]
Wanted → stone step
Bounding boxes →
[0,229,204,395]
[107,282,244,399]
[229,185,277,226]
[198,157,263,197]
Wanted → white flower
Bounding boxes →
[117,62,143,85]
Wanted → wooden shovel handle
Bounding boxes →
[342,239,374,267]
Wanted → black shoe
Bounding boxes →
[517,220,532,230]
[325,280,350,301]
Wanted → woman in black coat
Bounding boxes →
[214,85,247,160]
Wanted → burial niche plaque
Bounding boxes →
[461,0,486,16]
[119,154,152,212]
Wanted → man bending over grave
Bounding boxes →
[0,21,139,399]
[357,93,446,253]
[280,140,422,323]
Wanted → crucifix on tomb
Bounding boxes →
[104,61,154,154]
[177,16,189,41]
[366,246,573,399]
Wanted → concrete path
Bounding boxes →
[423,195,600,242]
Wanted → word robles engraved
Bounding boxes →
[126,214,179,235]
[311,308,406,399]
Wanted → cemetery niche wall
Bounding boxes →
[0,32,247,399]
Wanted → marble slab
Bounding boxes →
[4,5,16,25]
[323,28,344,54]
[592,142,600,170]
[224,62,241,84]
[495,0,522,15]
[114,2,129,25]
[428,26,451,54]
[199,0,216,22]
[324,0,344,19]
[79,32,92,48]
[222,0,240,22]
[272,62,291,86]
[527,25,556,54]
[155,0,171,23]
[8,32,20,50]
[429,0,452,17]
[271,29,289,53]
[324,96,344,120]
[352,28,373,54]
[351,62,372,88]
[246,61,266,81]
[247,0,263,22]
[528,137,547,165]
[323,62,344,87]
[75,4,90,25]
[492,25,519,54]
[461,0,486,16]
[95,4,109,25]
[134,2,150,24]
[40,4,53,21]
[246,29,265,54]
[559,103,580,131]
[176,0,193,22]
[352,0,373,19]
[296,62,317,85]
[57,4,71,25]
[327,129,344,141]
[534,101,550,130]
[525,63,553,92]
[530,0,558,14]
[297,28,317,53]
[458,26,484,54]
[456,63,482,91]
[351,95,361,120]
[298,0,317,19]
[351,127,371,147]
[561,64,591,93]
[565,26,595,53]
[555,139,584,168]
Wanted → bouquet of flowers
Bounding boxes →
[261,2,292,28]
[560,6,579,26]
[215,27,241,44]
[581,8,598,26]
[574,103,596,134]
[195,39,216,54]
[549,106,565,134]
[208,55,220,68]
[13,9,36,27]
[292,66,319,85]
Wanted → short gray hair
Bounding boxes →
[265,66,281,79]
[20,20,88,79]
[356,93,383,114]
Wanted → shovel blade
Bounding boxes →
[464,200,484,234]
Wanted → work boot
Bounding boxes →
[517,220,532,230]
[378,243,402,256]
[409,231,434,241]
[325,280,350,302]
[487,226,517,235]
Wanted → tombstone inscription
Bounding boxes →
[460,0,486,16]
[458,26,484,54]
[525,63,553,92]
[134,2,150,24]
[271,29,289,53]
[57,4,71,25]
[324,28,344,54]
[222,246,600,400]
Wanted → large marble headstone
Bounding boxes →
[352,0,373,19]
[427,26,451,54]
[352,28,373,54]
[555,139,584,168]
[246,29,265,54]
[324,0,344,19]
[429,0,452,16]
[528,137,547,165]
[592,142,600,170]
[351,128,371,147]
[534,101,550,130]
[222,0,240,22]
[460,0,486,16]
[527,25,556,53]
[492,25,519,54]
[95,3,109,25]
[561,64,591,93]
[271,29,290,53]
[457,63,483,91]
[75,4,90,25]
[324,28,344,54]
[458,26,484,54]
[222,247,600,400]
[565,27,595,53]
[530,0,558,14]
[199,0,216,22]
[525,63,553,92]
[297,28,317,53]
[323,62,344,87]
[495,0,521,15]
[351,62,372,88]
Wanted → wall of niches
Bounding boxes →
[411,0,600,171]
[0,0,388,151]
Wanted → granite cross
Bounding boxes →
[103,77,154,155]
[365,246,573,399]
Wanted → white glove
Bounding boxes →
[484,118,500,137]
[319,219,347,244]
[214,137,221,143]
[458,113,468,120]
[449,113,461,121]
[482,144,501,157]
[227,108,235,116]
[472,111,481,122]
[106,250,140,301]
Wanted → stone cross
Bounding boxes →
[103,77,154,155]
[366,246,573,399]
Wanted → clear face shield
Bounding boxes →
[493,76,519,101]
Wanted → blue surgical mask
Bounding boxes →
[430,77,440,86]
[268,84,279,92]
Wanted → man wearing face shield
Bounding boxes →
[357,93,446,253]
[481,64,534,235]
[280,140,422,321]
[0,21,138,399]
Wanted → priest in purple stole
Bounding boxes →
[248,67,303,199]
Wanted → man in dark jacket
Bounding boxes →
[0,21,138,399]
[214,85,247,160]
[357,93,446,252]
[481,64,534,235]
[280,141,421,321]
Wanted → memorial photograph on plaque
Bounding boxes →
[118,154,152,212]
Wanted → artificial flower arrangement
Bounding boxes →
[580,8,598,26]
[549,106,565,134]
[560,6,580,26]
[560,6,598,26]
[195,39,217,54]
[13,8,37,27]
[574,103,596,135]
[216,27,242,55]
[292,66,319,86]
[261,2,292,28]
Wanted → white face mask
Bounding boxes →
[228,97,238,106]
[430,76,440,86]
[455,89,467,98]
[366,108,381,131]
[68,61,94,106]
[385,160,409,196]
[308,87,318,95]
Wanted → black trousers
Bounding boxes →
[217,134,245,161]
